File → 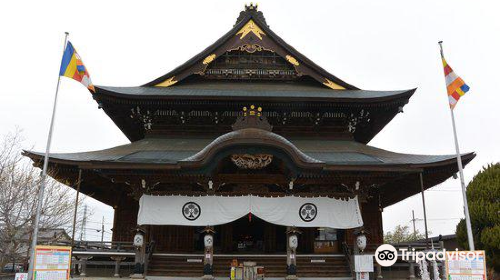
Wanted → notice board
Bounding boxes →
[445,250,487,280]
[33,245,71,280]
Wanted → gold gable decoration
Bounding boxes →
[236,19,266,40]
[243,104,262,117]
[203,54,216,65]
[285,55,300,66]
[156,76,177,87]
[323,78,345,90]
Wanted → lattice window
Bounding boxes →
[204,50,298,80]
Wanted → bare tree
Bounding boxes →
[384,225,428,244]
[0,129,86,268]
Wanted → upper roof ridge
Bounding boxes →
[235,3,268,27]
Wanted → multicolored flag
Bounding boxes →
[59,41,95,92]
[441,56,469,109]
[437,42,476,251]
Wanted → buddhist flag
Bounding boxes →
[441,55,469,109]
[59,41,95,92]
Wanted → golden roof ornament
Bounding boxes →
[156,76,177,87]
[203,54,216,65]
[323,78,345,90]
[245,3,258,11]
[235,2,267,27]
[233,105,271,131]
[244,105,262,116]
[286,55,300,66]
[236,19,266,40]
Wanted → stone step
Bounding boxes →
[148,255,351,277]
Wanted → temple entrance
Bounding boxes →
[232,215,266,252]
[191,216,288,253]
[156,222,344,254]
[230,215,287,253]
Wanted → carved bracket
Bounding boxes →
[231,154,273,169]
[130,106,153,130]
[348,109,371,133]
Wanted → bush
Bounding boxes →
[456,163,500,274]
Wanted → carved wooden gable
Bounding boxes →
[146,4,357,90]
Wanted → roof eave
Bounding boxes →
[93,86,416,104]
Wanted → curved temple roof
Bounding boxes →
[23,134,474,170]
[96,84,414,101]
[23,131,475,208]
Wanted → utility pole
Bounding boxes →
[101,216,105,245]
[80,205,87,241]
[411,210,417,237]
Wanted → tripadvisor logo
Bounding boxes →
[375,244,398,267]
[375,244,483,267]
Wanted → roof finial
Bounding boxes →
[236,3,267,27]
[245,2,258,11]
[232,105,271,131]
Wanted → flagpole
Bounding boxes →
[27,32,70,280]
[438,41,475,251]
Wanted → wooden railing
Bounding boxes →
[71,240,135,252]
[65,241,137,277]
[144,240,156,275]
[341,241,354,278]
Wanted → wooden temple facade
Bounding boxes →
[24,4,474,278]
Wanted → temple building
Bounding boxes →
[24,4,474,279]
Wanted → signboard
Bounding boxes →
[33,245,71,280]
[445,250,487,280]
[355,254,374,280]
[354,254,374,272]
[15,273,28,280]
[356,272,370,280]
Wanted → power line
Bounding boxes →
[86,221,114,225]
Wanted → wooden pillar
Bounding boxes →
[264,223,276,253]
[131,228,146,279]
[112,197,139,242]
[186,226,195,252]
[298,227,315,253]
[202,227,215,280]
[360,199,383,249]
[286,227,299,280]
[221,223,233,253]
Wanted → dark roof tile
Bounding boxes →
[24,136,469,167]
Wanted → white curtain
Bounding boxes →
[138,195,363,229]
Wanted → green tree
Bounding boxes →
[384,225,426,244]
[456,163,500,274]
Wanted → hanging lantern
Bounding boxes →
[133,228,145,247]
[355,229,367,253]
[204,234,214,249]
